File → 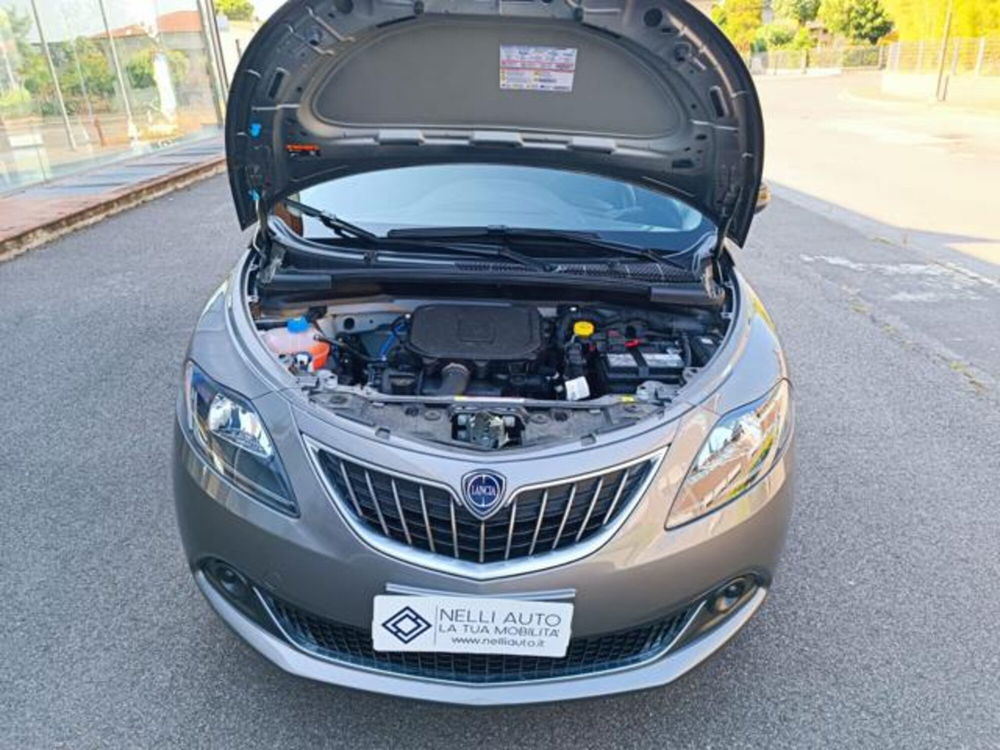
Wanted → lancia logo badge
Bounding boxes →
[462,471,507,520]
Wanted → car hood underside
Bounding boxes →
[225,0,764,244]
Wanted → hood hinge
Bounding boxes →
[251,193,285,285]
[712,184,742,255]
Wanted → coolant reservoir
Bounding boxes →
[262,316,330,371]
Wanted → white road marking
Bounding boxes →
[800,254,999,301]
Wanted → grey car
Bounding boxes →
[173,0,793,706]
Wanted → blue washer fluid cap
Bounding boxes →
[287,316,310,333]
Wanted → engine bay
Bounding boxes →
[254,292,730,450]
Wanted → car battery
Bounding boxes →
[597,345,686,391]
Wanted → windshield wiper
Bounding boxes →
[396,241,554,271]
[283,198,380,244]
[387,226,672,265]
[277,204,551,271]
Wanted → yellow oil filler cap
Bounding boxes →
[573,320,596,338]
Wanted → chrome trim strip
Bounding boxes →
[575,477,604,543]
[390,478,412,546]
[601,468,631,525]
[418,486,435,554]
[448,501,459,558]
[527,489,548,557]
[364,469,389,536]
[504,502,517,561]
[384,582,576,601]
[302,435,668,581]
[551,484,577,551]
[338,461,364,518]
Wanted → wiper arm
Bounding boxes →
[283,198,379,244]
[379,225,553,271]
[388,226,669,264]
[275,207,550,271]
[398,241,553,271]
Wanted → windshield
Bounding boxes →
[292,165,715,252]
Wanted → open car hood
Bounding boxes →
[226,0,764,244]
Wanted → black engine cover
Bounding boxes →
[406,303,542,362]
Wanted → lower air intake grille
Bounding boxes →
[265,595,693,684]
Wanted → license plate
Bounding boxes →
[372,595,574,658]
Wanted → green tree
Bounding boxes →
[0,84,33,118]
[882,0,1000,40]
[216,0,255,21]
[849,0,893,42]
[755,19,817,50]
[773,0,822,25]
[2,4,51,98]
[59,37,116,100]
[792,26,816,48]
[820,0,893,43]
[756,19,798,48]
[125,47,190,90]
[819,0,850,33]
[711,0,765,51]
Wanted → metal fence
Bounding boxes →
[749,45,886,74]
[885,37,1000,77]
[749,37,1000,78]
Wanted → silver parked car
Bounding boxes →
[173,0,793,705]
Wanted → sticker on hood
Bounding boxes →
[499,45,577,93]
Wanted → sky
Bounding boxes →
[9,0,209,42]
[251,0,284,19]
[9,0,284,44]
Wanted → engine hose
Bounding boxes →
[435,363,471,396]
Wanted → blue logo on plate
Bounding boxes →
[462,471,507,520]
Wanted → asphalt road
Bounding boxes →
[756,73,1000,381]
[757,72,1000,266]
[2,171,999,748]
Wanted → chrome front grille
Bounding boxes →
[314,449,658,565]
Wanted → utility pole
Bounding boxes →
[196,0,228,124]
[96,0,138,143]
[28,0,77,150]
[934,0,954,101]
[1,27,17,91]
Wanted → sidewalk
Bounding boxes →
[0,135,226,261]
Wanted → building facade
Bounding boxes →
[0,0,228,193]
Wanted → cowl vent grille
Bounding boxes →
[453,261,697,283]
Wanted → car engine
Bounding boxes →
[307,302,717,397]
[256,297,726,450]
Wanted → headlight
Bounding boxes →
[184,362,297,516]
[667,381,791,528]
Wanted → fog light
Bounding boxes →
[218,565,250,601]
[204,559,258,610]
[201,560,283,638]
[709,577,752,615]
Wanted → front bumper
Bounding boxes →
[197,567,768,705]
[174,416,793,704]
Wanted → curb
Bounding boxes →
[0,156,227,264]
